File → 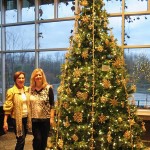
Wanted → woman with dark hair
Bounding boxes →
[29,68,54,150]
[3,71,30,150]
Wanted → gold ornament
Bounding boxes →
[80,0,88,6]
[104,22,108,28]
[136,142,144,149]
[100,96,107,103]
[64,116,70,127]
[47,137,53,148]
[107,131,112,143]
[66,87,71,95]
[123,130,131,139]
[73,67,81,78]
[95,45,103,52]
[65,52,70,58]
[110,98,118,107]
[105,39,109,45]
[88,24,93,30]
[73,112,83,123]
[76,91,88,100]
[102,65,110,72]
[98,114,107,123]
[57,85,64,94]
[81,15,89,23]
[82,51,88,59]
[129,119,135,126]
[118,117,123,123]
[131,84,136,92]
[102,79,111,89]
[74,33,80,42]
[142,122,146,132]
[58,139,63,149]
[113,58,124,68]
[72,134,79,141]
[63,102,69,109]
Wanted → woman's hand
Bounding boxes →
[3,122,8,133]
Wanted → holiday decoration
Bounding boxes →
[52,0,145,149]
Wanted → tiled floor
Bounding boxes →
[0,132,33,150]
[1,132,150,150]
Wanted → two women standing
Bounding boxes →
[3,68,54,150]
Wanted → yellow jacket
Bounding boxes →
[3,84,30,136]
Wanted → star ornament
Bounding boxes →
[73,67,81,78]
[110,98,118,107]
[98,114,107,123]
[82,51,88,59]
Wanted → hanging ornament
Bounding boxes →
[82,51,88,59]
[73,112,83,123]
[131,84,136,92]
[58,139,64,149]
[57,85,64,94]
[81,15,89,23]
[102,65,110,72]
[113,58,124,68]
[98,114,107,123]
[63,102,69,109]
[100,96,107,103]
[107,131,112,143]
[129,119,135,126]
[76,91,88,100]
[123,130,131,140]
[72,134,79,141]
[95,45,103,52]
[64,116,70,127]
[118,117,123,123]
[66,87,71,95]
[73,67,81,78]
[142,122,146,132]
[110,98,118,107]
[102,79,111,89]
[80,0,88,7]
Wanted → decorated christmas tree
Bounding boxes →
[52,0,146,149]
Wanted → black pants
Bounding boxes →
[32,120,50,150]
[12,117,28,150]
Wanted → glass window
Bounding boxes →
[108,17,122,45]
[0,1,1,24]
[39,51,66,100]
[125,15,150,45]
[58,0,75,18]
[6,25,35,50]
[125,0,148,12]
[39,0,54,20]
[39,21,74,49]
[124,48,150,108]
[22,0,35,22]
[104,0,122,13]
[5,0,17,23]
[5,52,35,88]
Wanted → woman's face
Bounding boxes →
[16,74,25,89]
[34,71,43,84]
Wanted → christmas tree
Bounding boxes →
[52,0,146,149]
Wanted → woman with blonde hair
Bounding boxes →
[29,68,54,150]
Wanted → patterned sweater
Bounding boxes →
[30,85,54,121]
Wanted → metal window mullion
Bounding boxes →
[1,0,6,103]
[17,0,22,22]
[35,0,39,68]
[54,0,58,19]
[121,0,125,50]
